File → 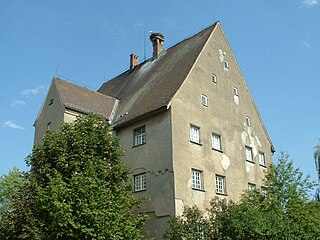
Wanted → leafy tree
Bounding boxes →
[0,168,38,239]
[314,141,320,201]
[165,152,320,240]
[0,114,147,239]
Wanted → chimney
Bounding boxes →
[150,32,164,59]
[130,54,139,69]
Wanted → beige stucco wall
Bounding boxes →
[64,109,82,123]
[33,83,65,145]
[115,110,174,239]
[171,25,272,214]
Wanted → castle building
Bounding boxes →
[34,22,274,239]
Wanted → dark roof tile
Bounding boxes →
[54,78,116,119]
[98,23,218,126]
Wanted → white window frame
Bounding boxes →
[215,175,226,195]
[212,73,217,83]
[259,152,266,166]
[246,116,251,127]
[201,94,208,107]
[245,146,253,162]
[134,126,146,146]
[248,183,256,191]
[134,173,146,192]
[192,169,203,190]
[46,122,51,131]
[233,87,238,96]
[212,133,222,151]
[224,60,229,70]
[261,187,268,197]
[190,125,201,144]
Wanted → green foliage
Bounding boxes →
[165,152,320,240]
[314,141,320,201]
[0,114,147,239]
[164,206,210,240]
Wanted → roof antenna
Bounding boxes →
[144,30,146,61]
[55,65,60,77]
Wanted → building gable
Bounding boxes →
[98,23,218,127]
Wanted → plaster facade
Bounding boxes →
[34,82,65,145]
[34,22,273,240]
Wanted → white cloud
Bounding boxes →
[10,100,26,107]
[301,0,319,6]
[21,85,44,97]
[3,120,25,130]
[134,23,143,28]
[301,40,312,48]
[100,22,125,36]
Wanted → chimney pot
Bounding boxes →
[130,54,139,69]
[150,32,164,59]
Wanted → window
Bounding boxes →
[212,133,222,151]
[245,146,253,162]
[192,169,203,190]
[248,183,256,191]
[246,116,251,127]
[46,122,51,131]
[49,98,54,106]
[233,87,238,96]
[215,175,226,194]
[201,94,208,107]
[261,187,268,197]
[212,73,217,83]
[134,173,146,192]
[224,60,229,69]
[190,125,200,144]
[134,126,146,146]
[259,152,266,166]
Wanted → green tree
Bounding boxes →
[1,114,146,239]
[314,141,320,201]
[0,168,37,239]
[165,152,320,240]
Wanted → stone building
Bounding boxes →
[34,22,274,239]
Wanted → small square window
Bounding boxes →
[212,73,217,83]
[215,175,226,194]
[212,133,221,151]
[245,146,253,162]
[233,87,238,96]
[192,169,203,190]
[201,94,208,107]
[224,60,229,69]
[134,126,146,146]
[248,183,256,191]
[190,125,201,144]
[261,187,268,197]
[259,152,266,166]
[134,173,146,192]
[246,116,251,127]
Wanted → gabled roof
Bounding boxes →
[53,77,117,119]
[98,22,219,127]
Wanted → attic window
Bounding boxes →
[201,94,208,107]
[233,87,238,96]
[49,99,54,106]
[246,116,251,127]
[224,60,229,70]
[212,73,217,83]
[46,122,51,131]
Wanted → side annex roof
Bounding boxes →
[54,77,117,119]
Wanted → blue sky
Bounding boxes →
[1,1,319,185]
